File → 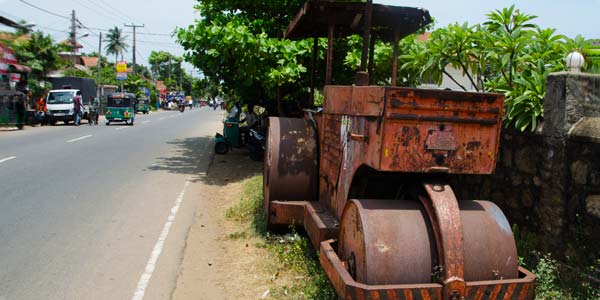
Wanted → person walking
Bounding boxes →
[74,94,83,126]
[36,93,47,126]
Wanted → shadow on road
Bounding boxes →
[147,136,262,185]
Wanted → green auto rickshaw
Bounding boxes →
[135,97,150,114]
[105,92,135,125]
[0,90,26,129]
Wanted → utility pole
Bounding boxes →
[97,32,102,100]
[124,23,144,74]
[70,10,76,54]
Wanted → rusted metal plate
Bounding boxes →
[380,87,504,174]
[323,86,385,116]
[464,267,536,300]
[304,201,339,250]
[321,239,534,300]
[263,117,318,226]
[420,183,466,299]
[321,239,444,300]
[268,201,305,227]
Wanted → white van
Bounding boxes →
[45,89,87,125]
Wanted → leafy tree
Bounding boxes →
[104,27,129,63]
[134,64,152,79]
[148,51,187,90]
[179,1,348,115]
[398,5,586,132]
[12,31,62,81]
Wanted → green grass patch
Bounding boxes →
[226,175,336,299]
[514,225,600,299]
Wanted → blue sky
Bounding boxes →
[2,0,598,74]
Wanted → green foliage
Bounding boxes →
[177,0,322,114]
[225,175,266,235]
[399,5,588,132]
[12,31,62,80]
[534,254,566,299]
[513,225,600,300]
[265,231,336,299]
[226,175,335,298]
[104,26,129,63]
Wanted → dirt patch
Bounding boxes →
[172,151,282,299]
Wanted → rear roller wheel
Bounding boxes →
[263,117,318,228]
[338,197,519,286]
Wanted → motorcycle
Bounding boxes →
[179,102,185,112]
[246,128,265,161]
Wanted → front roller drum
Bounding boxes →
[334,198,529,299]
[263,117,318,227]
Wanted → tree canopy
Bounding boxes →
[104,27,129,63]
[178,2,594,130]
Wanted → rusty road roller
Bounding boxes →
[263,1,535,299]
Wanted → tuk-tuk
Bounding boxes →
[135,97,150,114]
[1,43,30,129]
[0,90,26,129]
[105,92,135,125]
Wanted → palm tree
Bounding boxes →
[104,26,129,63]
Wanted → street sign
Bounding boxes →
[9,73,21,82]
[117,72,127,80]
[116,61,127,73]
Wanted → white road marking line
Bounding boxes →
[115,126,128,130]
[0,156,16,164]
[66,135,93,143]
[132,179,191,300]
[158,117,165,120]
[142,121,150,124]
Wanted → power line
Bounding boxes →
[71,0,124,25]
[38,25,70,34]
[96,0,140,25]
[137,39,177,45]
[66,25,172,37]
[17,0,69,20]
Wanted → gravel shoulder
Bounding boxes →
[172,151,277,300]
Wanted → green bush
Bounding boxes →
[226,175,335,299]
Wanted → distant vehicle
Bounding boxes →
[135,97,150,114]
[0,91,26,129]
[0,42,30,129]
[45,89,84,125]
[46,77,96,125]
[105,92,135,125]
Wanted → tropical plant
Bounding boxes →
[104,27,129,63]
[177,0,323,115]
[12,31,62,81]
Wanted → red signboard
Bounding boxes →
[0,43,30,75]
[9,73,21,82]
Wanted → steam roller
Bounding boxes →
[263,1,535,299]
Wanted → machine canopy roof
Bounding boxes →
[285,1,432,41]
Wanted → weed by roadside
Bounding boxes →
[514,225,600,299]
[226,175,336,299]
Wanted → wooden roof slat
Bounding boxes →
[285,1,432,41]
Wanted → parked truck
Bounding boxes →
[46,76,96,125]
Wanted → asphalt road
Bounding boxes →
[0,107,223,300]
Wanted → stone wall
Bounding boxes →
[452,72,600,263]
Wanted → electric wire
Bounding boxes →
[17,0,70,20]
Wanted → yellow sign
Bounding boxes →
[116,61,127,73]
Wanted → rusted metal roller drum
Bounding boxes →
[460,200,519,281]
[338,199,519,285]
[263,117,318,207]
